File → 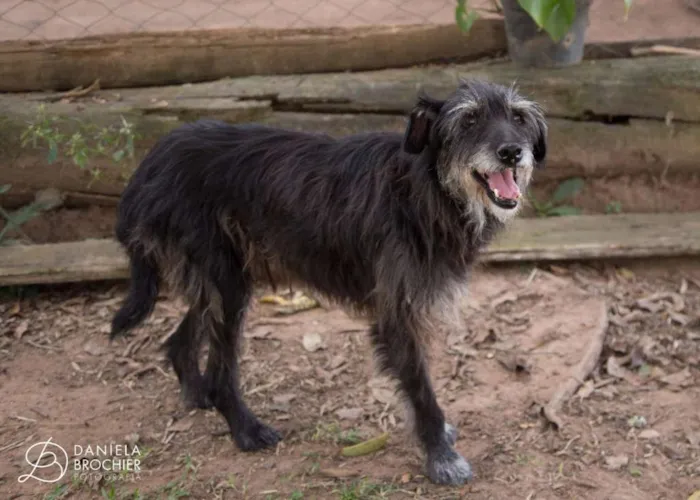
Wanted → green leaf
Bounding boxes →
[0,184,11,194]
[456,0,479,33]
[605,201,623,214]
[623,0,633,19]
[551,177,584,204]
[517,0,577,42]
[112,149,125,163]
[47,141,59,164]
[546,205,581,216]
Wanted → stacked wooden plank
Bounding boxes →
[1,30,699,285]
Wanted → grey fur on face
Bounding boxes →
[420,79,548,225]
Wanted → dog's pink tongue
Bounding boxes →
[487,170,520,199]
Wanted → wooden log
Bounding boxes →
[2,212,700,287]
[2,108,700,208]
[0,21,507,93]
[582,36,700,60]
[1,15,698,94]
[5,54,698,122]
[60,55,697,121]
[486,212,700,262]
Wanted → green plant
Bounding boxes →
[44,484,70,500]
[0,184,53,246]
[335,480,396,500]
[457,0,633,42]
[528,177,584,217]
[20,105,137,183]
[605,200,623,214]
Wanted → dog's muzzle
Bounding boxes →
[471,167,521,209]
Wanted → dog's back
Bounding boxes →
[112,119,419,336]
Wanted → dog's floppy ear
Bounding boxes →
[403,93,444,155]
[533,115,548,167]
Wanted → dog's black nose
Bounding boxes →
[496,143,523,164]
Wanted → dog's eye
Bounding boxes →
[513,112,525,124]
[462,112,477,127]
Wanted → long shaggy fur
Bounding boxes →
[110,79,547,485]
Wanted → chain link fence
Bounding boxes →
[0,0,496,42]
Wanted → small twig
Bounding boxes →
[554,435,580,456]
[107,394,131,405]
[125,364,156,379]
[56,79,101,100]
[631,45,700,57]
[24,339,60,351]
[524,267,538,287]
[12,415,37,424]
[542,301,609,429]
[0,440,25,453]
[245,376,285,396]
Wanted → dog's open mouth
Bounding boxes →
[472,168,521,209]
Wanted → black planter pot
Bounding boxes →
[500,0,591,68]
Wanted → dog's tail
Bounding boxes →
[110,246,160,339]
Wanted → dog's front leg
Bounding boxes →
[370,320,473,485]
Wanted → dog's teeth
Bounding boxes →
[493,188,500,198]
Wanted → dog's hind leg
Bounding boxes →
[370,319,473,485]
[164,310,211,410]
[200,259,282,452]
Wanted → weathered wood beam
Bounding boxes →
[2,213,699,287]
[7,55,699,121]
[0,21,506,93]
[2,16,698,94]
[2,110,699,208]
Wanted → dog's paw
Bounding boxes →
[444,422,459,446]
[235,421,282,452]
[426,447,473,486]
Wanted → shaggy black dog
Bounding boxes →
[110,79,547,485]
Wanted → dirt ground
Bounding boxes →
[1,258,699,500]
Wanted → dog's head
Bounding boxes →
[403,79,547,221]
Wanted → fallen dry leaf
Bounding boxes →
[660,367,692,388]
[606,356,631,380]
[302,332,325,352]
[686,430,700,448]
[575,379,596,400]
[319,467,358,479]
[371,387,396,406]
[168,419,193,433]
[604,454,629,470]
[260,291,319,316]
[83,340,105,356]
[244,326,272,340]
[335,407,363,421]
[341,432,389,457]
[8,302,20,316]
[272,393,297,405]
[14,320,29,340]
[638,429,660,440]
[496,353,531,375]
